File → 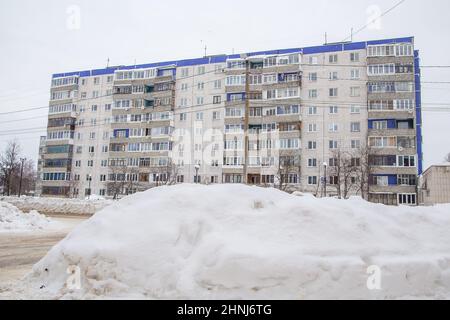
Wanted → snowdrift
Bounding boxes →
[26,184,450,299]
[0,196,112,216]
[0,201,53,232]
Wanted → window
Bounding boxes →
[196,97,204,105]
[368,64,395,76]
[351,122,361,132]
[329,140,338,149]
[329,176,339,185]
[307,141,317,150]
[398,194,417,205]
[308,123,318,132]
[372,176,388,187]
[308,176,318,185]
[398,155,416,167]
[394,99,414,111]
[181,68,189,78]
[213,96,221,104]
[373,121,388,130]
[351,105,361,114]
[329,54,338,63]
[350,52,360,62]
[369,137,396,148]
[329,88,338,97]
[398,174,417,186]
[309,73,317,81]
[308,158,317,167]
[213,80,222,89]
[308,89,317,98]
[350,87,360,97]
[196,112,203,121]
[197,66,205,75]
[351,140,361,149]
[329,106,338,114]
[329,72,338,80]
[328,123,338,133]
[308,106,318,115]
[350,69,360,79]
[308,56,318,65]
[212,111,221,120]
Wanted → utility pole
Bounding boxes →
[243,56,250,185]
[18,158,26,198]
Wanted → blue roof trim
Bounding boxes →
[414,49,424,175]
[52,36,415,78]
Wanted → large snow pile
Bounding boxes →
[0,201,53,232]
[26,185,450,299]
[0,196,112,216]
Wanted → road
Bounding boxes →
[0,216,88,299]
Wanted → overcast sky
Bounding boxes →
[0,0,449,169]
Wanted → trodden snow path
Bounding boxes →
[14,184,450,299]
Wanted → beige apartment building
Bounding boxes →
[37,36,423,205]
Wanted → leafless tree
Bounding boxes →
[106,162,128,200]
[125,166,140,195]
[0,141,21,196]
[327,149,359,199]
[354,145,377,200]
[149,159,179,187]
[274,153,301,192]
[67,177,80,198]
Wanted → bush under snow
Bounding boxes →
[26,184,450,299]
[0,201,53,232]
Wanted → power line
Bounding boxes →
[342,0,407,42]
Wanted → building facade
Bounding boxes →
[40,36,423,205]
[420,164,450,205]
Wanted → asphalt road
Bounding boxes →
[0,216,87,299]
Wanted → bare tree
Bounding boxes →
[354,145,377,200]
[149,159,179,187]
[106,162,128,200]
[327,149,358,199]
[274,153,301,192]
[67,177,80,198]
[0,141,21,196]
[125,166,140,195]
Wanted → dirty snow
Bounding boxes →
[23,184,450,299]
[0,201,55,232]
[0,196,112,216]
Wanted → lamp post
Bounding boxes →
[194,164,200,184]
[323,162,328,198]
[18,158,26,198]
[88,174,92,199]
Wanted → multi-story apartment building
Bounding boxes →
[40,36,423,206]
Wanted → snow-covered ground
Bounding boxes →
[0,196,112,216]
[0,201,57,232]
[18,184,450,299]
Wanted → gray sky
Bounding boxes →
[1,0,449,169]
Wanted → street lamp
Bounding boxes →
[194,164,200,184]
[18,158,26,198]
[323,162,328,198]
